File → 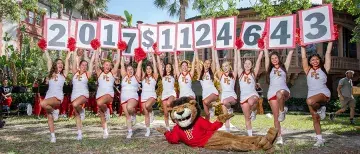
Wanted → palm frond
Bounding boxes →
[154,0,168,9]
[167,1,180,17]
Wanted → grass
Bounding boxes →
[0,112,359,154]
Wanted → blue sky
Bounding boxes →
[106,0,323,25]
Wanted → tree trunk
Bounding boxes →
[179,0,186,22]
[69,9,73,21]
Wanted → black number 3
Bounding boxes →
[304,12,327,40]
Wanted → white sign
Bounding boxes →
[215,16,236,49]
[176,23,193,51]
[267,14,296,49]
[99,18,120,49]
[45,18,70,50]
[158,24,176,52]
[139,24,158,52]
[120,28,139,56]
[193,19,214,49]
[240,21,266,50]
[75,20,98,49]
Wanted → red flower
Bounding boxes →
[257,38,265,49]
[67,37,76,52]
[295,28,302,45]
[152,42,158,51]
[261,30,267,39]
[333,24,339,40]
[90,39,101,50]
[117,40,127,51]
[175,51,181,55]
[134,47,147,62]
[235,37,244,50]
[37,38,47,51]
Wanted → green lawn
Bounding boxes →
[0,113,359,154]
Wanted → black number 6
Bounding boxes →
[243,25,261,46]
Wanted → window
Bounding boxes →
[323,41,338,56]
[28,11,35,24]
[343,27,357,58]
[35,13,43,26]
[23,11,44,26]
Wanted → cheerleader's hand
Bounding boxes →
[217,113,234,123]
[156,126,167,134]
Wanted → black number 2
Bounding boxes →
[304,12,327,40]
[270,20,290,44]
[48,24,66,47]
[196,24,211,46]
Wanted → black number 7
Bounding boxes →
[123,33,136,54]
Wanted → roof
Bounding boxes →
[101,13,126,21]
[157,21,176,24]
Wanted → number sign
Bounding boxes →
[120,28,140,56]
[139,24,158,52]
[45,18,70,50]
[176,23,193,51]
[193,19,214,49]
[266,14,296,49]
[240,22,266,50]
[299,4,335,45]
[75,20,98,49]
[99,18,120,49]
[158,24,176,52]
[215,16,236,49]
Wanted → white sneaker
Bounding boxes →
[105,108,110,122]
[50,137,56,143]
[126,131,133,139]
[276,137,284,145]
[103,131,109,139]
[313,139,325,147]
[145,129,151,137]
[250,110,257,121]
[278,107,288,122]
[76,134,82,141]
[52,109,59,121]
[225,127,231,133]
[80,108,85,121]
[150,111,154,123]
[209,107,215,118]
[131,115,137,126]
[317,106,326,120]
[227,108,233,114]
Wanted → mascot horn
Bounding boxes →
[156,97,278,153]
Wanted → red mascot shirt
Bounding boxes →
[164,117,223,147]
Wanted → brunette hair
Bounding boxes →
[48,59,64,79]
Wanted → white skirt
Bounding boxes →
[267,85,290,99]
[220,91,237,103]
[307,88,331,99]
[121,90,138,103]
[240,92,259,103]
[45,91,64,103]
[202,86,219,100]
[162,90,177,101]
[71,91,89,102]
[179,90,195,98]
[141,91,157,102]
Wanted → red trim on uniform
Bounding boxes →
[240,95,259,104]
[141,97,156,103]
[96,94,114,101]
[121,98,138,105]
[268,95,277,101]
[71,95,89,103]
[202,93,219,101]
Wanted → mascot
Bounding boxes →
[156,97,278,153]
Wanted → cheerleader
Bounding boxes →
[140,52,158,137]
[94,49,120,139]
[237,50,263,136]
[301,42,333,147]
[40,50,71,143]
[195,50,219,120]
[120,54,142,139]
[264,48,294,144]
[156,54,176,131]
[214,48,239,132]
[173,50,196,99]
[70,49,95,140]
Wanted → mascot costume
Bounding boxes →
[156,97,278,153]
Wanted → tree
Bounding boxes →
[153,0,189,22]
[252,0,312,19]
[193,0,239,18]
[79,0,109,20]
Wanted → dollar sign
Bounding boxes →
[142,28,154,49]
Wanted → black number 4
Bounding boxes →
[270,21,290,45]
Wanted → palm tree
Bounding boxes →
[153,0,189,22]
[78,0,109,20]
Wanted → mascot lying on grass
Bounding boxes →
[156,97,278,153]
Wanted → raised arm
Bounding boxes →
[190,50,197,77]
[150,53,159,80]
[72,50,78,74]
[64,51,72,77]
[87,49,96,77]
[237,49,243,77]
[214,48,222,79]
[301,46,310,73]
[112,50,121,76]
[94,49,102,76]
[211,49,216,73]
[44,50,52,72]
[174,52,180,77]
[324,42,333,73]
[264,48,270,72]
[233,49,238,79]
[254,50,263,77]
[136,60,143,80]
[195,50,201,80]
[156,55,164,78]
[120,55,127,78]
[284,49,294,72]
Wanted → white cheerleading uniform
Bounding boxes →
[141,76,157,102]
[220,74,237,103]
[71,72,89,102]
[161,75,177,101]
[199,72,218,100]
[96,72,115,99]
[306,68,330,98]
[45,73,65,102]
[267,67,290,99]
[239,72,259,103]
[121,75,139,103]
[178,72,195,98]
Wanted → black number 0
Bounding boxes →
[48,24,66,47]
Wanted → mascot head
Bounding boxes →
[170,97,201,130]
